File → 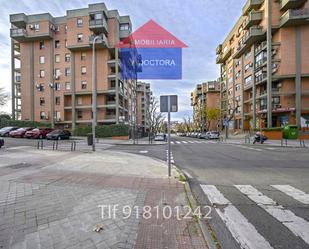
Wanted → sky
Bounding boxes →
[0,0,245,121]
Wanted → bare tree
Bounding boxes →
[147,97,165,142]
[183,116,193,133]
[0,88,8,107]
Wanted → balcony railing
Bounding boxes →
[216,44,222,55]
[89,34,109,48]
[280,8,309,27]
[280,0,306,12]
[255,73,267,85]
[242,0,263,15]
[89,19,108,33]
[243,11,263,29]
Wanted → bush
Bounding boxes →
[73,124,130,138]
[0,118,51,129]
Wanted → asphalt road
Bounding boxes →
[109,135,309,249]
[2,136,309,249]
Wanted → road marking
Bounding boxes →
[201,185,273,249]
[183,170,192,179]
[139,150,148,154]
[272,185,309,205]
[188,141,194,144]
[182,141,188,144]
[176,141,181,144]
[171,141,175,144]
[235,185,309,245]
[235,145,263,152]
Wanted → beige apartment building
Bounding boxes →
[136,82,152,135]
[191,81,220,131]
[216,0,309,131]
[10,3,137,130]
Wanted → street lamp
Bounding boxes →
[91,35,101,152]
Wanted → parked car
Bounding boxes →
[25,128,54,139]
[0,138,4,148]
[0,127,18,137]
[9,127,34,138]
[199,132,208,139]
[46,130,71,140]
[154,134,166,142]
[206,131,220,140]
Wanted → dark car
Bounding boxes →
[0,127,18,137]
[46,130,71,140]
[25,128,54,139]
[0,138,4,148]
[9,127,34,138]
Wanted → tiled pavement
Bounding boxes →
[0,148,207,249]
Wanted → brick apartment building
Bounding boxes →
[191,81,220,131]
[136,82,152,135]
[10,3,138,130]
[216,0,309,131]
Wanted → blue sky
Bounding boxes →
[0,0,245,120]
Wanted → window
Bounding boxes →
[55,54,60,63]
[235,60,240,67]
[55,82,61,91]
[81,80,87,89]
[77,111,83,119]
[244,63,251,72]
[54,111,61,121]
[40,70,45,78]
[65,68,71,76]
[65,39,68,48]
[77,18,83,27]
[81,52,86,61]
[65,25,67,33]
[65,82,71,90]
[245,75,252,85]
[38,83,45,92]
[235,71,241,79]
[40,111,46,120]
[54,69,61,79]
[65,53,70,62]
[272,96,280,104]
[77,97,82,105]
[235,84,241,91]
[77,34,83,42]
[120,23,130,31]
[34,24,40,31]
[55,97,60,105]
[40,97,45,106]
[244,50,251,59]
[39,56,45,64]
[228,67,232,74]
[54,26,60,32]
[81,66,86,75]
[55,40,60,48]
[39,41,45,49]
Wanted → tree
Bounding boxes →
[205,107,220,131]
[0,88,8,107]
[147,97,165,139]
[183,116,193,133]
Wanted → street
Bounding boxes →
[109,135,309,249]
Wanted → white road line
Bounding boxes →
[176,141,181,144]
[188,141,194,144]
[182,141,188,144]
[171,141,175,144]
[235,185,309,245]
[201,185,273,249]
[272,185,309,205]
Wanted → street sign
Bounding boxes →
[160,95,178,178]
[160,95,178,113]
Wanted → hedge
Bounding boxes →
[73,124,130,138]
[0,118,51,129]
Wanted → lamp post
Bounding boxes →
[92,35,101,152]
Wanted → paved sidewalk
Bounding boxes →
[0,147,207,249]
[71,137,166,146]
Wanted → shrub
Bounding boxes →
[0,118,51,129]
[73,124,130,138]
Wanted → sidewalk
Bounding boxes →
[0,147,207,249]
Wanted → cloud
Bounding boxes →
[0,0,245,117]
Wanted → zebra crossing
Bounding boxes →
[201,184,309,248]
[171,140,218,145]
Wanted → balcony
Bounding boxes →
[280,8,309,27]
[216,47,232,64]
[244,81,253,90]
[242,0,263,15]
[89,34,109,48]
[10,28,27,41]
[216,44,222,55]
[280,0,307,12]
[243,11,263,29]
[10,13,27,28]
[89,19,108,34]
[255,73,267,85]
[255,56,267,69]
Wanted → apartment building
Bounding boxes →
[136,82,152,135]
[191,81,220,131]
[10,3,137,130]
[216,0,309,130]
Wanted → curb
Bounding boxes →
[175,169,219,249]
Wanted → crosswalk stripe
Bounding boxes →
[201,185,273,249]
[171,141,174,144]
[272,185,309,205]
[182,141,188,144]
[176,141,181,144]
[188,141,194,144]
[235,185,309,245]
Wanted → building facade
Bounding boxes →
[191,81,220,131]
[216,0,309,131]
[10,3,137,130]
[136,81,152,135]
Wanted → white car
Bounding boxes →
[154,134,166,141]
[206,131,220,140]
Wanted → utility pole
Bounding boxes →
[201,83,205,133]
[92,35,100,152]
[167,96,171,177]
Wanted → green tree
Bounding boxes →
[201,107,220,131]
